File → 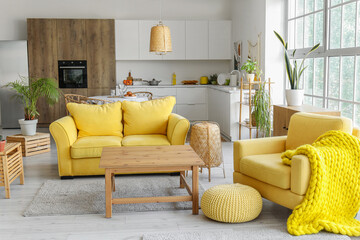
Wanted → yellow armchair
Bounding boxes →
[233,112,358,209]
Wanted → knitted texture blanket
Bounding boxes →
[281,130,360,236]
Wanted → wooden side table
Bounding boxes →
[273,105,341,136]
[0,143,24,199]
[6,133,50,157]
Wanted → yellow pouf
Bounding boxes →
[201,184,262,223]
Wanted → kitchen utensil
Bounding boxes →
[144,78,162,86]
[181,80,198,85]
[217,73,230,85]
[200,76,208,85]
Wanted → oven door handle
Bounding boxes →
[59,66,86,69]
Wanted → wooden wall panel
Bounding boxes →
[57,19,86,60]
[87,88,111,97]
[27,19,60,124]
[86,19,116,89]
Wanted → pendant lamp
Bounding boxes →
[150,0,172,55]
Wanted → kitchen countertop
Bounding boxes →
[127,84,242,93]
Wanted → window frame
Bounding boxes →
[286,0,360,125]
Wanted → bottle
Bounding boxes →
[127,71,133,85]
[172,72,176,85]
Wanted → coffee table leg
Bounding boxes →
[180,171,185,188]
[111,173,115,192]
[105,169,112,218]
[192,165,199,215]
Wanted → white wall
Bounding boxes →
[117,60,230,85]
[0,0,231,40]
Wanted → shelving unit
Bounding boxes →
[239,78,273,139]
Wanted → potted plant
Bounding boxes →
[274,31,320,106]
[0,135,5,152]
[210,74,218,85]
[6,76,61,136]
[252,80,271,137]
[241,58,257,83]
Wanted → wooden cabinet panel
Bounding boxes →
[87,88,111,97]
[86,19,116,89]
[57,19,86,60]
[273,105,288,136]
[27,19,59,124]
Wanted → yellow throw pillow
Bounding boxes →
[122,96,176,136]
[67,102,123,138]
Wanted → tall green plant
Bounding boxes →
[6,76,61,120]
[252,81,271,137]
[274,31,320,89]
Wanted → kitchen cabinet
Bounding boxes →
[162,21,186,60]
[176,88,207,104]
[177,88,208,120]
[185,21,209,60]
[177,104,207,121]
[115,20,139,60]
[57,19,86,60]
[209,20,231,60]
[139,20,162,60]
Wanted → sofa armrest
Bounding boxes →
[353,127,360,138]
[167,113,190,145]
[291,154,311,195]
[49,116,78,176]
[233,136,287,172]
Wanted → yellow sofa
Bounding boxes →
[50,96,190,177]
[233,112,360,209]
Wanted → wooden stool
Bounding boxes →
[6,133,50,157]
[0,143,24,199]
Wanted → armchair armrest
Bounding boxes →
[233,136,287,172]
[49,116,78,176]
[353,127,360,138]
[291,154,311,195]
[167,113,190,145]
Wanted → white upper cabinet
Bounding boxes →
[185,21,209,60]
[115,20,139,60]
[162,21,186,60]
[209,20,231,60]
[139,20,162,60]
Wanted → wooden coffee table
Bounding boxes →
[99,145,205,218]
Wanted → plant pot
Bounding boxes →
[286,89,304,106]
[18,119,38,136]
[251,112,257,127]
[0,140,5,152]
[246,73,255,83]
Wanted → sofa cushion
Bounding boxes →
[239,153,290,190]
[286,112,352,150]
[71,136,122,159]
[122,96,176,136]
[67,102,122,138]
[122,135,171,146]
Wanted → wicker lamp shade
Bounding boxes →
[190,121,225,182]
[150,22,172,54]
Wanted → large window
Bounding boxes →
[287,0,360,127]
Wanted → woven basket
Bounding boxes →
[190,122,223,168]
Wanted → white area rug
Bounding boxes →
[24,175,204,217]
[143,226,351,240]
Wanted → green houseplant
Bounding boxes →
[252,79,271,137]
[241,58,258,83]
[274,31,320,106]
[6,76,61,136]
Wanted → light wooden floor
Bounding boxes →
[0,128,359,240]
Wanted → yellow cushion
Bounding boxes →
[201,184,262,223]
[240,153,290,189]
[67,102,123,138]
[122,96,176,136]
[122,135,170,146]
[286,112,352,150]
[71,136,122,158]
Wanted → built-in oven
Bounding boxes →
[58,60,87,88]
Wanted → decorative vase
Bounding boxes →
[246,73,255,83]
[0,140,5,152]
[18,119,38,136]
[285,89,304,106]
